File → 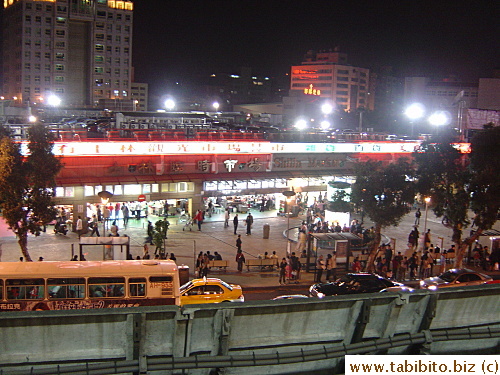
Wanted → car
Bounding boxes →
[420,268,492,290]
[272,294,309,300]
[179,278,244,305]
[309,273,410,298]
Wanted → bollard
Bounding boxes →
[263,223,270,239]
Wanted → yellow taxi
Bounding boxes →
[180,278,244,305]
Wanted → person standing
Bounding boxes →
[201,253,209,277]
[76,216,83,238]
[122,204,130,228]
[393,252,403,280]
[146,221,154,245]
[245,213,254,235]
[236,234,242,252]
[236,249,245,272]
[96,205,102,222]
[193,210,203,231]
[224,208,230,228]
[325,254,334,281]
[415,208,421,225]
[409,253,419,280]
[424,229,431,249]
[316,255,325,283]
[233,214,239,235]
[279,258,287,285]
[89,214,100,237]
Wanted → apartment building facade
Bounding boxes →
[2,0,133,107]
[289,50,372,113]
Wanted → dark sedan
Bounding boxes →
[309,273,411,298]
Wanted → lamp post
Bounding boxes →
[164,98,175,111]
[405,103,425,139]
[283,190,296,256]
[422,197,431,252]
[428,111,451,136]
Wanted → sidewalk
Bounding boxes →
[0,206,498,288]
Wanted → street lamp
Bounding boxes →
[164,98,175,111]
[212,101,220,112]
[47,94,61,107]
[283,190,296,256]
[405,103,425,138]
[422,197,431,252]
[294,119,307,130]
[320,120,331,130]
[321,103,333,115]
[428,110,451,136]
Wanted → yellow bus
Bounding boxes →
[0,260,180,311]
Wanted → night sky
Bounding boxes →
[131,1,499,96]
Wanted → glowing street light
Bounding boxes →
[47,94,61,107]
[164,98,175,111]
[294,119,308,130]
[320,120,331,130]
[321,103,333,115]
[428,111,451,127]
[212,101,220,111]
[405,103,425,138]
[28,115,37,123]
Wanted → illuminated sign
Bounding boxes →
[304,84,321,96]
[18,141,470,156]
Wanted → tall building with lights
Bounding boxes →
[1,0,133,107]
[289,49,372,113]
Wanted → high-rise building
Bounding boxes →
[289,49,372,113]
[1,0,134,108]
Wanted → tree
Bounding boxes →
[350,159,415,272]
[0,125,62,261]
[413,127,500,268]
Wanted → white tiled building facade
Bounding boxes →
[2,0,133,107]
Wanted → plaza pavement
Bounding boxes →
[0,206,498,289]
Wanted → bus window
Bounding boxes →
[129,278,146,297]
[88,277,125,298]
[0,280,3,300]
[47,278,85,299]
[6,279,45,300]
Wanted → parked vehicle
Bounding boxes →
[420,268,492,290]
[309,273,411,298]
[180,278,244,305]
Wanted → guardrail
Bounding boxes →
[1,284,499,374]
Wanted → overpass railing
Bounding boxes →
[1,284,499,375]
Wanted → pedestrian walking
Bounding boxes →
[89,214,100,237]
[233,214,239,234]
[76,216,83,238]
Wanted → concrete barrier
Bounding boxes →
[1,284,499,374]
